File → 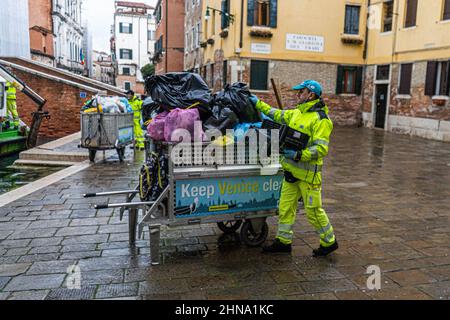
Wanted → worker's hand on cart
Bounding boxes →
[282,149,302,162]
[249,95,259,107]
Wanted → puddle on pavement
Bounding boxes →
[0,154,65,195]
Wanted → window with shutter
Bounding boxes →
[250,60,269,90]
[223,60,228,86]
[344,5,360,35]
[444,0,450,21]
[405,0,418,28]
[221,0,231,29]
[425,61,437,96]
[336,65,363,95]
[399,63,413,95]
[437,61,450,96]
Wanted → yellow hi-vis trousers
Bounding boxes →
[133,115,145,149]
[7,99,20,127]
[277,179,336,247]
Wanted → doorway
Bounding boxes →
[374,84,388,129]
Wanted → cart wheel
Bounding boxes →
[89,150,97,163]
[117,147,125,162]
[217,220,242,234]
[240,220,269,247]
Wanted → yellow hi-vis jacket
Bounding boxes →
[256,98,333,185]
[6,81,17,100]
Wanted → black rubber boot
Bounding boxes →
[262,239,292,253]
[312,240,339,257]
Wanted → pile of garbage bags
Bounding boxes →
[81,95,133,114]
[144,72,263,143]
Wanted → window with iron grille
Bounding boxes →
[250,60,269,91]
[398,63,413,95]
[405,0,418,28]
[344,5,360,35]
[376,65,390,80]
[383,1,394,32]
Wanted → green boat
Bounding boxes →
[0,128,27,157]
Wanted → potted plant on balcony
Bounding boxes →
[207,38,215,45]
[341,34,364,45]
[220,29,229,38]
[249,26,273,38]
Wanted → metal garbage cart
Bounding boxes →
[80,112,134,162]
[84,137,283,265]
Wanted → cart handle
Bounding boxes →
[84,190,139,198]
[95,201,155,210]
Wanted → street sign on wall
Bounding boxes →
[251,43,272,55]
[286,34,324,53]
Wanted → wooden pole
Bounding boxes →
[271,78,284,110]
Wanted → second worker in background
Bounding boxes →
[127,90,145,150]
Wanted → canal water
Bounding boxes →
[0,155,64,195]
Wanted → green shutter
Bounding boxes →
[336,66,344,94]
[355,66,363,95]
[119,23,123,33]
[129,24,133,34]
[247,0,255,26]
[269,0,278,28]
[425,61,437,96]
[221,1,229,29]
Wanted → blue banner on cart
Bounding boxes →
[175,175,283,218]
[118,127,133,144]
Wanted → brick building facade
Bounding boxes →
[0,58,124,142]
[28,0,55,66]
[153,0,185,75]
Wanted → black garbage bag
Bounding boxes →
[203,105,239,134]
[145,72,212,120]
[214,82,262,123]
[141,97,161,123]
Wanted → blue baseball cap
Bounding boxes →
[293,80,322,97]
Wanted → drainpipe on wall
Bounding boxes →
[360,0,371,127]
[391,0,399,64]
[239,0,244,82]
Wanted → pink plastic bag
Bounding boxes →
[164,108,205,142]
[147,112,168,141]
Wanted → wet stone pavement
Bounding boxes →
[0,127,449,300]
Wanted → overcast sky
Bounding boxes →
[83,0,157,53]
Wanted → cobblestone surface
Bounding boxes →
[0,128,449,300]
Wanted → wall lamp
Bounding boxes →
[205,6,235,24]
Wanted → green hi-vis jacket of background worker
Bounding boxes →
[5,81,20,127]
[253,80,338,256]
[127,93,145,149]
